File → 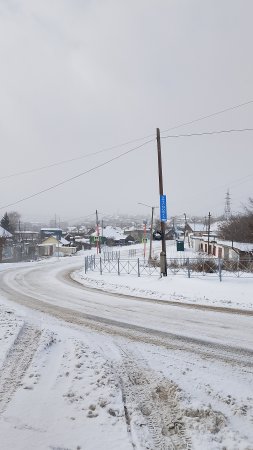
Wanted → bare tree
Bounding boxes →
[219,198,253,243]
[7,211,21,234]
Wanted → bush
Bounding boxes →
[188,259,218,273]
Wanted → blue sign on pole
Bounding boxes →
[160,195,167,222]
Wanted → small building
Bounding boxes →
[37,236,76,257]
[123,226,150,243]
[91,226,135,246]
[0,226,13,262]
[14,231,39,242]
[40,228,62,241]
[187,223,206,236]
[190,234,253,260]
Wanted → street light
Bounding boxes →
[138,203,158,262]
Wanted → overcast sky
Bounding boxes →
[0,0,253,224]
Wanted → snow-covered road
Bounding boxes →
[0,256,253,449]
[0,256,252,358]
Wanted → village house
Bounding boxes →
[37,235,76,257]
[91,226,134,247]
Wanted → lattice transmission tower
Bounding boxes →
[224,189,231,220]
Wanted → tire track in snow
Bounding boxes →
[117,347,191,450]
[0,323,41,414]
[1,266,253,369]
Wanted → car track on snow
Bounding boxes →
[0,323,41,414]
[0,260,252,370]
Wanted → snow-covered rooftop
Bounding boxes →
[91,226,126,240]
[188,223,206,232]
[0,226,12,238]
[41,228,62,232]
[218,240,253,252]
[60,237,70,245]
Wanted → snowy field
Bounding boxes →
[0,252,252,449]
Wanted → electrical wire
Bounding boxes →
[0,139,154,211]
[161,128,253,139]
[161,99,253,133]
[1,99,253,181]
[0,137,154,181]
[1,125,253,210]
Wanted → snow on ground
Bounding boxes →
[0,306,131,450]
[120,239,199,259]
[73,268,253,311]
[0,250,253,449]
[72,269,253,310]
[0,298,252,450]
[74,240,253,311]
[0,305,24,368]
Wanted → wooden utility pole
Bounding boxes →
[143,220,147,259]
[149,206,155,262]
[156,128,167,276]
[184,213,187,241]
[207,212,211,255]
[96,209,101,254]
[138,202,157,262]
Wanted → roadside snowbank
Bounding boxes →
[73,269,253,311]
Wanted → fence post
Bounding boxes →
[118,258,120,276]
[187,258,190,278]
[218,258,222,282]
[100,257,102,275]
[85,256,87,274]
[137,258,140,277]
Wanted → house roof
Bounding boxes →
[188,223,206,232]
[14,231,39,235]
[60,237,70,245]
[39,236,69,246]
[217,240,253,252]
[40,228,62,232]
[91,226,126,240]
[75,238,90,244]
[0,226,12,238]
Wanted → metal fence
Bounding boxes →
[84,256,253,280]
[102,250,120,261]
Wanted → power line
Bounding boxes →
[161,128,253,139]
[0,139,154,211]
[1,99,253,181]
[161,99,253,133]
[1,126,253,210]
[0,137,154,182]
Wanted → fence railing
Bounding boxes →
[84,256,253,280]
[101,250,120,261]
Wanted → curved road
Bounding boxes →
[0,257,252,365]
